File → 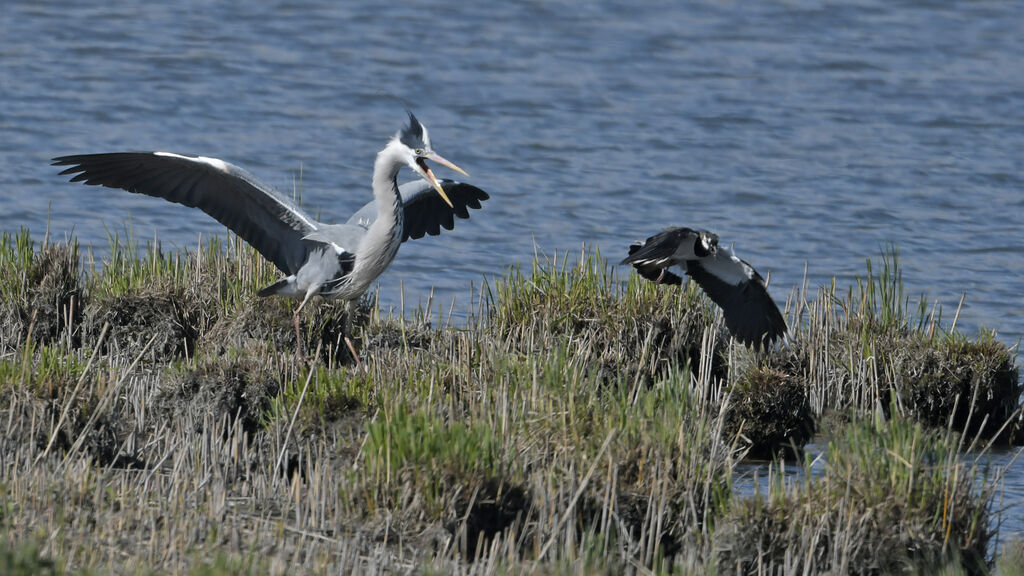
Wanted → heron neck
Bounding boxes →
[339,141,407,296]
[371,142,405,215]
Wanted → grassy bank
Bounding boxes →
[0,229,1020,575]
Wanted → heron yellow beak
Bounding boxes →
[427,151,469,178]
[422,151,469,209]
[418,163,453,208]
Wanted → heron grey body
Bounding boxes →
[53,115,487,359]
[621,227,786,350]
[260,140,411,305]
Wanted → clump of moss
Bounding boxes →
[24,243,82,346]
[564,374,739,570]
[362,315,434,353]
[361,406,506,508]
[0,387,56,457]
[723,366,814,459]
[266,365,370,450]
[577,444,707,565]
[3,373,141,468]
[202,296,298,357]
[306,297,375,365]
[68,399,141,468]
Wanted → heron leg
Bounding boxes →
[343,300,363,373]
[293,289,317,364]
[292,313,306,363]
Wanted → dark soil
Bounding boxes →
[447,478,530,561]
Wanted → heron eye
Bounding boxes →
[414,148,424,156]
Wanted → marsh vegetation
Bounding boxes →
[0,229,1020,574]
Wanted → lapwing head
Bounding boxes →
[696,230,719,258]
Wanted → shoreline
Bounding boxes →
[1,229,1021,574]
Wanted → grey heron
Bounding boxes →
[621,227,786,350]
[53,114,488,364]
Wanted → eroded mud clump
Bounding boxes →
[154,359,280,435]
[887,336,1021,444]
[4,243,82,350]
[596,307,728,388]
[2,385,141,468]
[71,406,142,468]
[306,298,374,363]
[202,297,297,355]
[362,316,434,352]
[203,297,373,364]
[82,292,200,361]
[723,367,814,459]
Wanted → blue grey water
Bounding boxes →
[3,0,1022,541]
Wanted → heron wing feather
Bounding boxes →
[53,152,319,275]
[346,179,489,242]
[302,224,365,255]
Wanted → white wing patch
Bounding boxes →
[154,151,230,172]
[701,248,751,286]
[277,201,318,231]
[154,151,318,231]
[632,256,674,268]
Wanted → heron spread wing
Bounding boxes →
[52,152,319,275]
[346,179,489,241]
[684,249,786,350]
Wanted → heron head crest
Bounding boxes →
[399,113,429,153]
